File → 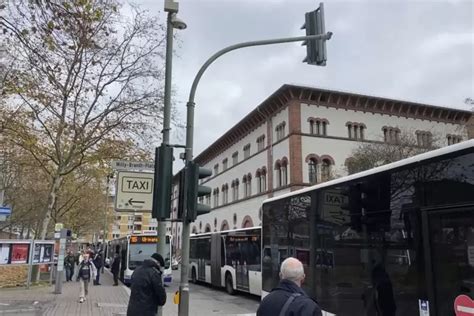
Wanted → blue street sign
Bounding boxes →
[0,206,12,215]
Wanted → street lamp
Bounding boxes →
[155,3,186,316]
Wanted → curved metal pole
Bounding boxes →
[187,32,333,104]
[178,31,332,316]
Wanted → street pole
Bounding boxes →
[178,31,332,316]
[102,174,111,273]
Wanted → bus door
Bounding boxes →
[211,233,222,287]
[425,206,474,316]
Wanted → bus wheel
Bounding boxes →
[191,268,197,284]
[225,273,235,295]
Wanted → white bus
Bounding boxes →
[108,234,173,286]
[189,227,261,296]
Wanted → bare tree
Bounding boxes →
[1,1,167,238]
[345,132,439,175]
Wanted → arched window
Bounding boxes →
[242,216,254,228]
[204,224,211,233]
[281,160,288,186]
[221,220,229,231]
[192,226,197,234]
[321,159,332,182]
[246,173,252,197]
[213,188,219,208]
[261,168,267,192]
[309,120,315,134]
[322,121,327,136]
[231,179,239,201]
[308,159,317,184]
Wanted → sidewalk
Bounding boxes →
[0,269,129,315]
[0,269,258,316]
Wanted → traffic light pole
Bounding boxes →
[178,31,332,316]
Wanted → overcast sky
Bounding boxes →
[136,0,473,163]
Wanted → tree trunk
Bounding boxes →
[40,174,63,240]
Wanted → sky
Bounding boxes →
[135,0,473,165]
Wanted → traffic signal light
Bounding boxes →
[152,145,174,220]
[176,168,186,220]
[340,185,363,232]
[186,161,211,222]
[301,3,327,66]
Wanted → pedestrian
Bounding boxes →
[93,250,103,285]
[64,250,76,282]
[126,253,166,316]
[257,257,322,316]
[76,252,97,303]
[111,252,120,286]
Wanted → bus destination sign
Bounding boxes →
[130,236,158,244]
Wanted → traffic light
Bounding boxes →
[301,3,327,66]
[360,177,391,232]
[152,145,174,220]
[186,161,211,222]
[176,168,186,220]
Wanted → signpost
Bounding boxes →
[0,206,11,222]
[111,160,154,171]
[54,229,68,294]
[115,171,154,211]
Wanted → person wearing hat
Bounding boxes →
[127,253,167,316]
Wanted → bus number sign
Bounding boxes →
[130,236,158,244]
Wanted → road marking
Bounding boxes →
[0,303,10,306]
[0,308,35,313]
[97,303,127,308]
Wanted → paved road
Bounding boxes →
[0,268,260,315]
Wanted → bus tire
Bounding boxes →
[225,273,235,295]
[191,267,197,284]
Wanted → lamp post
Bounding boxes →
[158,2,186,316]
[102,173,113,273]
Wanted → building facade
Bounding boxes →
[168,84,471,251]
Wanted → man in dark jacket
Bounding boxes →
[111,252,120,286]
[93,250,103,285]
[127,253,167,316]
[257,257,322,316]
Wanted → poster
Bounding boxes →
[42,244,52,263]
[11,244,29,264]
[0,244,10,264]
[33,243,41,263]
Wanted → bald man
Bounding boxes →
[257,257,322,316]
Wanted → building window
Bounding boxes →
[275,122,286,141]
[257,135,265,151]
[243,173,252,198]
[346,122,366,140]
[321,159,332,182]
[213,188,219,208]
[308,118,329,136]
[416,130,433,147]
[231,179,239,201]
[222,184,229,204]
[213,164,219,175]
[275,159,288,188]
[222,158,228,170]
[232,152,238,165]
[447,134,462,145]
[243,143,251,159]
[382,126,401,144]
[256,167,267,193]
[308,159,317,184]
[205,194,211,206]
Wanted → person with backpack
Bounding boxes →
[93,250,103,285]
[76,252,97,303]
[257,257,322,316]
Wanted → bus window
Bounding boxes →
[129,243,156,269]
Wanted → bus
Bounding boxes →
[108,234,173,286]
[261,140,474,316]
[189,227,261,296]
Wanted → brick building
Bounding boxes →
[167,84,471,251]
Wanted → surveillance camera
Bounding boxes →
[171,15,187,30]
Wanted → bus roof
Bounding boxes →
[263,139,474,205]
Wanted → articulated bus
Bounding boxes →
[189,227,262,296]
[261,140,474,316]
[108,234,173,286]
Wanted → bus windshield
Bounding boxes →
[128,237,171,270]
